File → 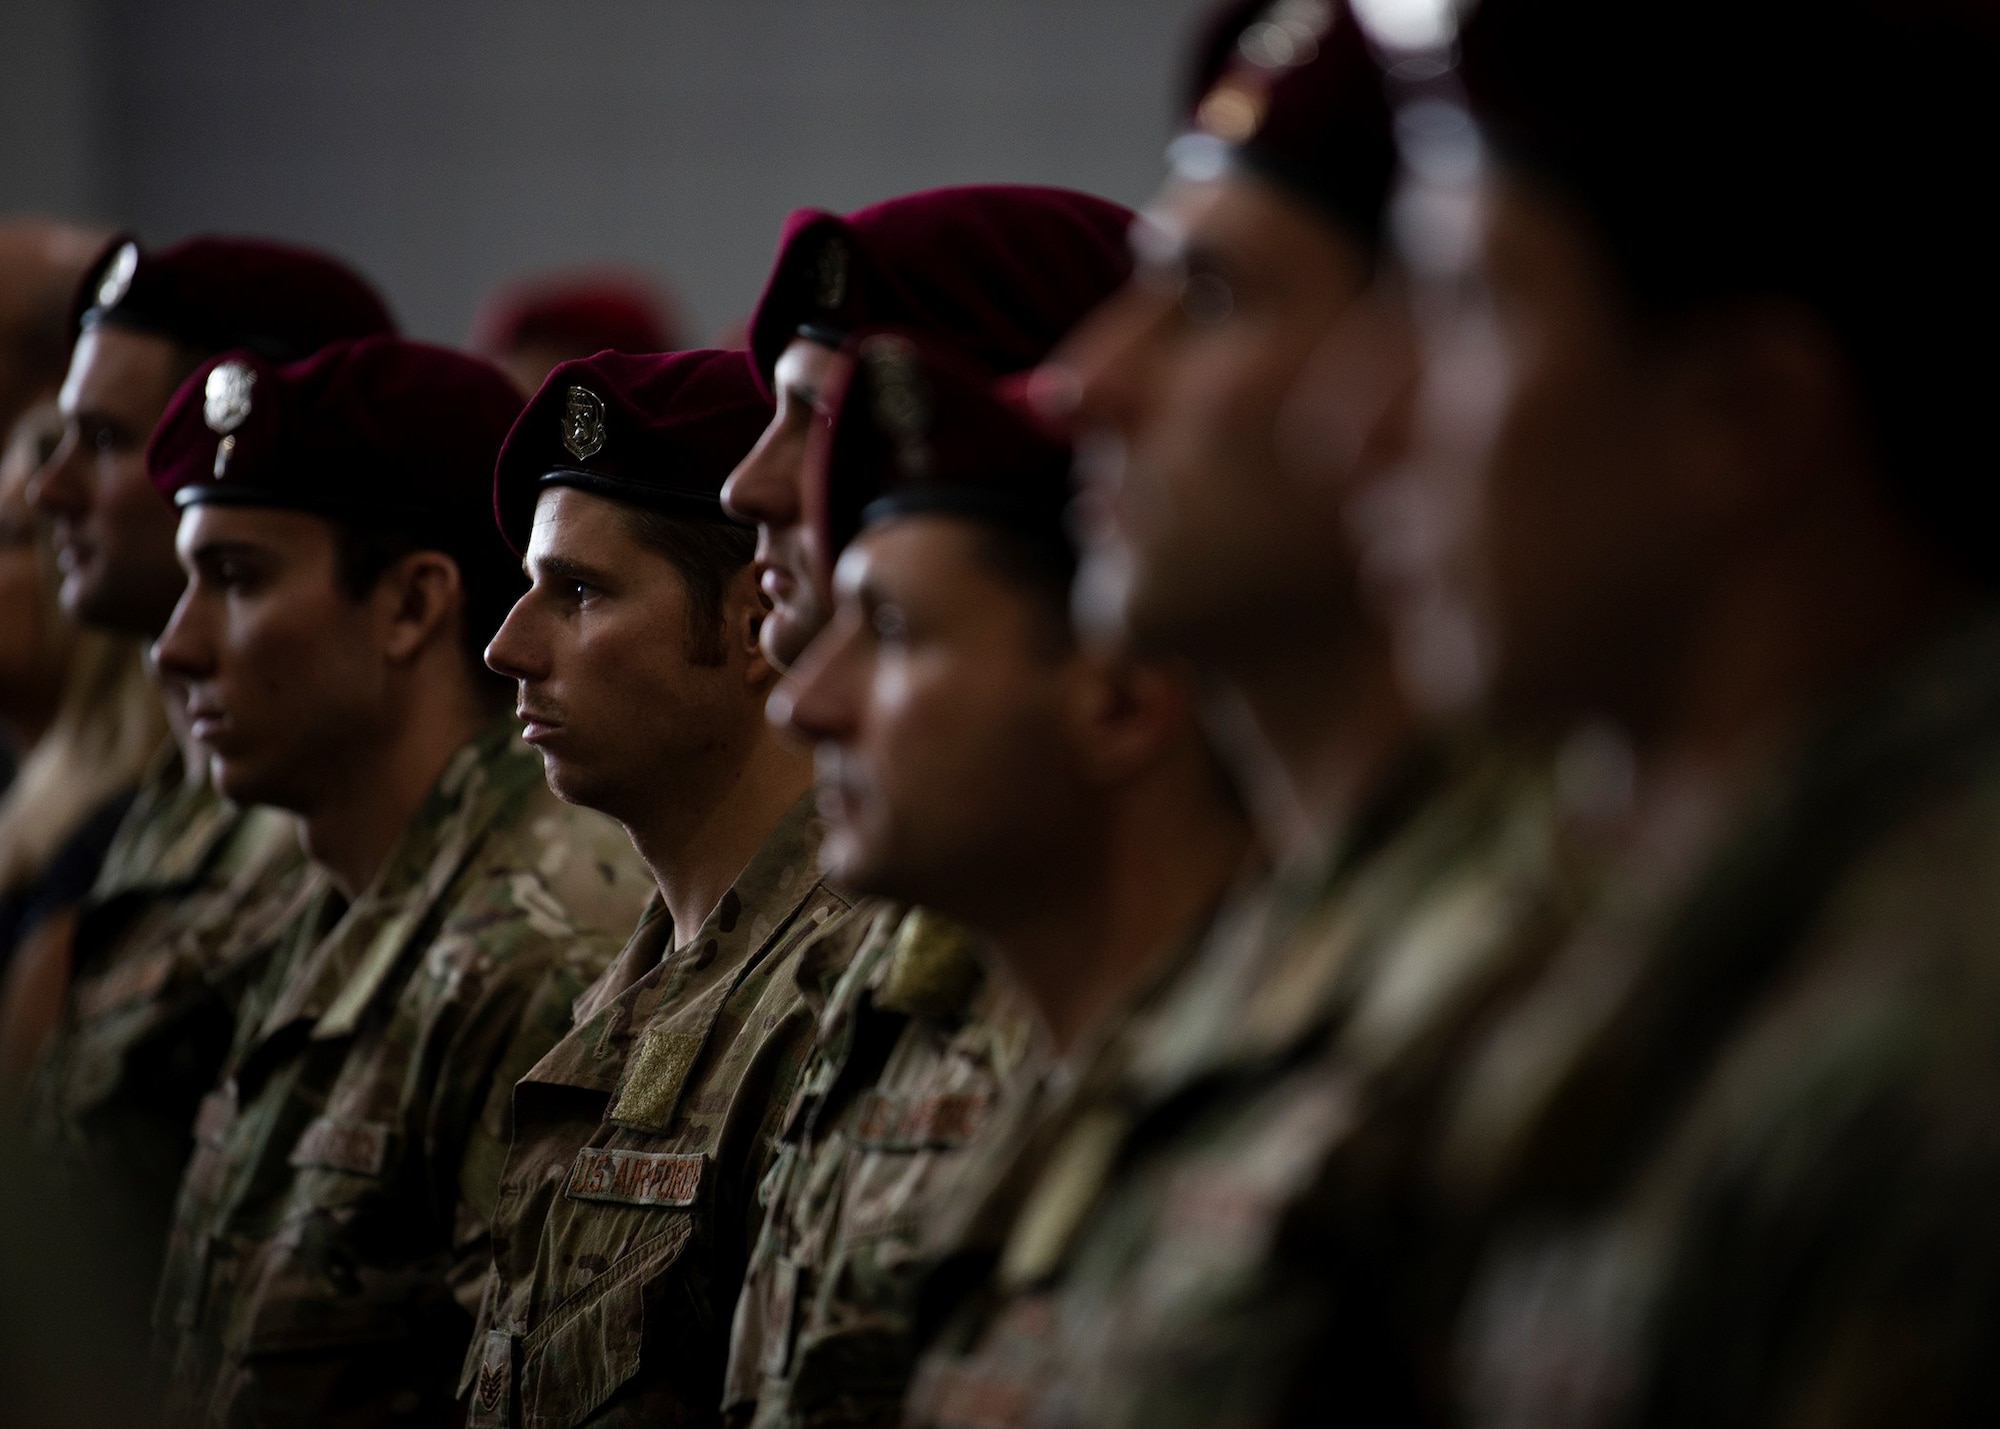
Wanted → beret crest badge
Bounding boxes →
[203,361,257,435]
[1197,0,1335,142]
[861,334,932,482]
[562,385,607,461]
[96,241,140,310]
[813,235,851,313]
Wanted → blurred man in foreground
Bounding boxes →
[19,237,397,1279]
[1342,0,2000,1420]
[467,348,875,1429]
[768,331,1252,1429]
[148,336,645,1427]
[898,5,1575,1426]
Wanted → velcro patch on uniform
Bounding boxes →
[288,1115,394,1176]
[608,1028,705,1129]
[466,1328,513,1429]
[75,948,176,1020]
[565,1147,707,1208]
[853,1089,991,1151]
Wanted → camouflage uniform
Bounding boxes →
[154,723,649,1429]
[25,737,319,1280]
[905,750,1573,1429]
[459,795,875,1429]
[722,903,1044,1429]
[1436,615,2000,1426]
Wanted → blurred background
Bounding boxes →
[1,0,1207,345]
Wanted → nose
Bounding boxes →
[721,416,801,528]
[1063,284,1161,435]
[484,590,549,683]
[26,426,88,519]
[767,607,861,749]
[152,584,214,684]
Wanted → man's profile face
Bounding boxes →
[485,487,749,827]
[1367,169,1706,729]
[153,504,389,811]
[1060,173,1376,667]
[30,326,192,636]
[777,516,1090,918]
[720,338,842,670]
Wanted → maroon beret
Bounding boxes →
[746,185,1135,398]
[1176,0,1396,246]
[468,271,686,360]
[71,234,397,361]
[148,336,521,585]
[807,329,1074,564]
[492,348,771,555]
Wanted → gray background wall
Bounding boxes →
[2,0,1209,343]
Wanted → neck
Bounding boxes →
[1206,620,1410,867]
[623,711,813,945]
[1618,495,1980,858]
[303,667,493,899]
[992,753,1253,1057]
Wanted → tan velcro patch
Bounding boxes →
[609,1028,705,1128]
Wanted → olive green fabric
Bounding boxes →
[460,795,875,1429]
[723,902,1043,1429]
[152,724,648,1429]
[25,739,318,1286]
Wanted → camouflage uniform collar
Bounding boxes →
[89,734,241,900]
[249,719,540,1046]
[674,790,829,958]
[524,792,842,1103]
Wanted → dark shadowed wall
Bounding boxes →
[2,0,1208,342]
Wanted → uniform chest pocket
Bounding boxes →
[517,1214,697,1429]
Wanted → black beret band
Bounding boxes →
[537,468,735,523]
[860,484,1073,547]
[172,481,443,528]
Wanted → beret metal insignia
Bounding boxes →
[861,334,932,482]
[1198,0,1335,142]
[813,235,851,313]
[562,385,607,461]
[203,361,257,435]
[96,241,140,309]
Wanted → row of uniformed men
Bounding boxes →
[19,0,2000,1424]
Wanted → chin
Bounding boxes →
[210,756,291,813]
[762,604,816,672]
[542,760,620,818]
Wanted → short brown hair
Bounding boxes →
[614,508,757,666]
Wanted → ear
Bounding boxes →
[376,550,464,665]
[724,562,783,690]
[1661,299,1859,530]
[1067,652,1197,787]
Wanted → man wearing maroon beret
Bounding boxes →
[722,331,1250,1429]
[463,347,877,1429]
[145,334,646,1428]
[720,184,1133,674]
[871,4,1562,1427]
[16,235,404,1297]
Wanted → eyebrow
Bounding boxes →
[533,552,618,588]
[189,538,275,565]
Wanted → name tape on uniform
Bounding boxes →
[565,1147,707,1208]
